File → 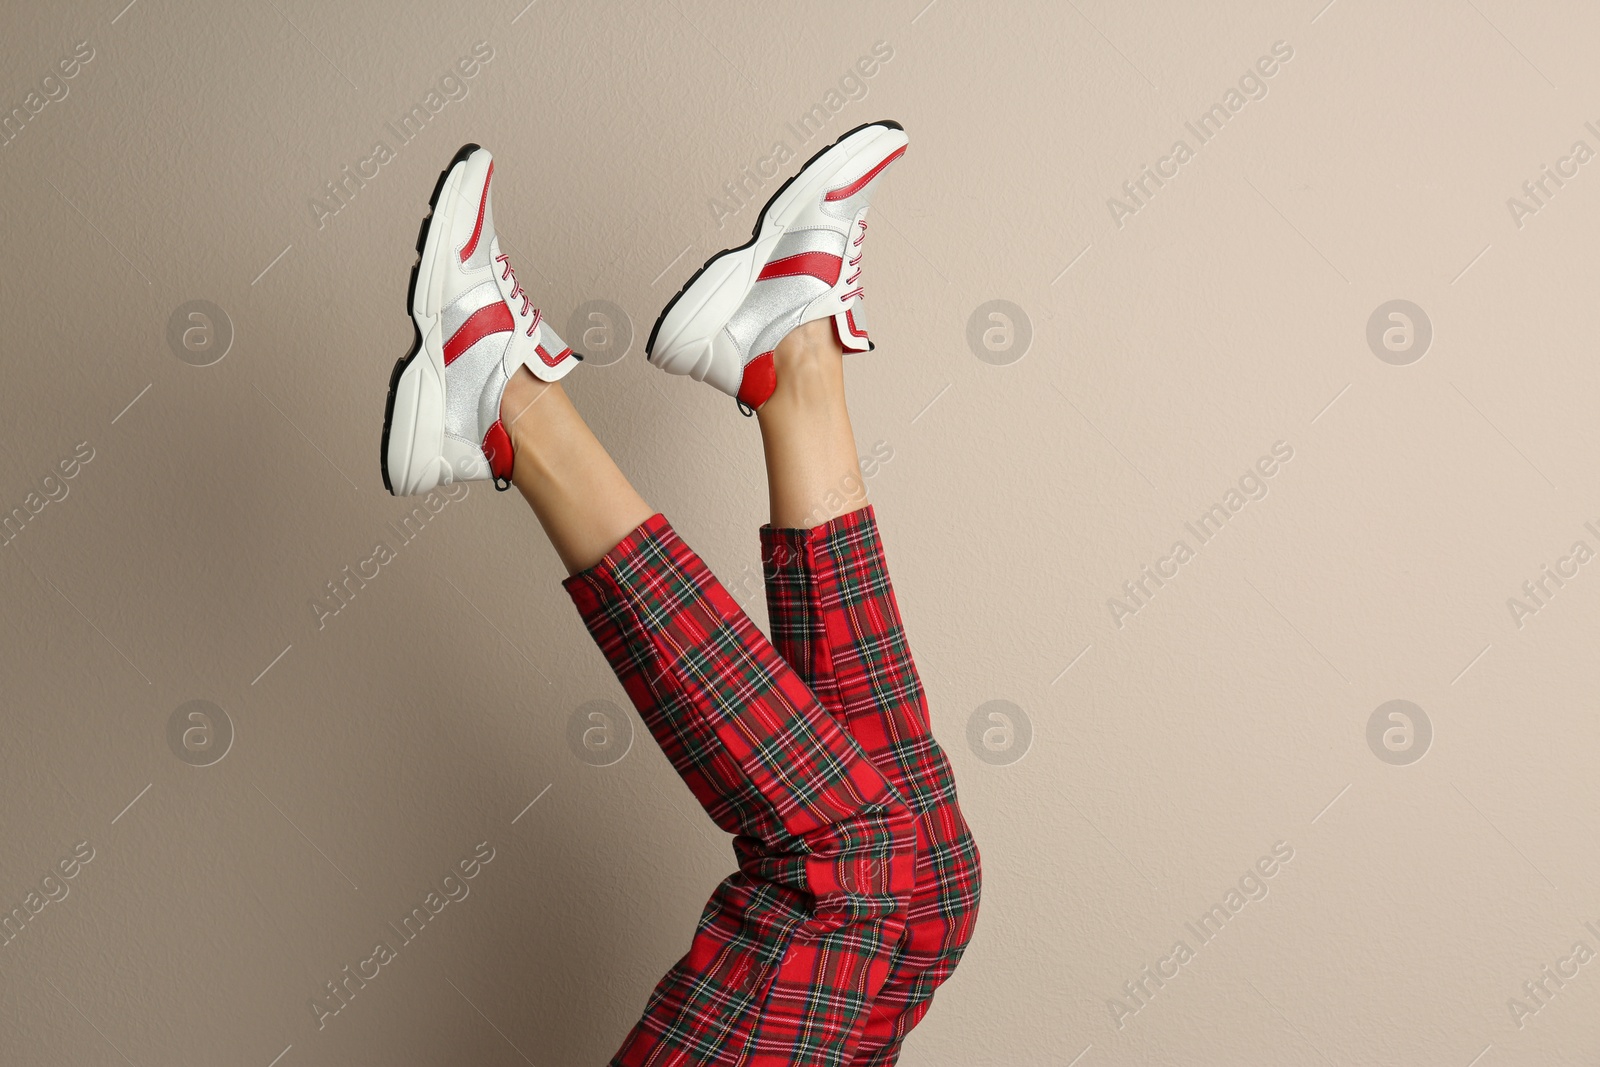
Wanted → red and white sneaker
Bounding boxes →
[381,143,579,495]
[646,120,907,410]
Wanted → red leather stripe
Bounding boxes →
[844,307,868,339]
[823,145,905,202]
[459,160,493,263]
[443,301,513,365]
[757,251,842,285]
[536,344,572,368]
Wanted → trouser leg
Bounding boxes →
[565,514,918,1066]
[761,506,981,1066]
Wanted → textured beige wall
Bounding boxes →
[3,0,1600,1063]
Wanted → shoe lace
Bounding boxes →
[838,219,868,303]
[494,252,542,337]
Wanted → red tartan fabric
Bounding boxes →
[565,515,918,1067]
[565,509,978,1065]
[761,506,981,1066]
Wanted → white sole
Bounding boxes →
[383,150,474,495]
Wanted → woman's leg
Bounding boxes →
[751,321,867,531]
[501,373,652,574]
[756,323,982,1066]
[501,369,917,1066]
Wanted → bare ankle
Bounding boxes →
[763,320,846,413]
[501,366,557,429]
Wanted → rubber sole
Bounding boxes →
[644,119,904,364]
[380,142,481,495]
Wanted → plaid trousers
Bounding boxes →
[564,506,980,1066]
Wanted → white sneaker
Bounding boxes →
[382,144,579,495]
[646,120,907,410]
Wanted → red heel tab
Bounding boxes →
[483,419,514,488]
[737,351,777,410]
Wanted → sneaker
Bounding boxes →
[381,143,579,495]
[646,120,907,411]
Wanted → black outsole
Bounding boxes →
[379,142,483,495]
[643,119,905,363]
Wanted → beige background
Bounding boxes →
[3,0,1599,1063]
